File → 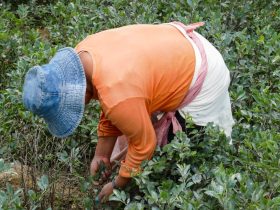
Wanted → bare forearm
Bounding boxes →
[93,137,131,189]
[94,136,117,159]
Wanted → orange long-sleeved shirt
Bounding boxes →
[75,24,195,177]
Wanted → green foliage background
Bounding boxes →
[0,0,279,209]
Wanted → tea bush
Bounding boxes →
[0,0,279,209]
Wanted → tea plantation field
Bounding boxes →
[0,0,279,209]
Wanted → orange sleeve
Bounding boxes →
[106,98,157,177]
[97,111,123,137]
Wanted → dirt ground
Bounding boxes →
[0,162,120,209]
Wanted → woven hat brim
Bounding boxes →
[44,47,86,138]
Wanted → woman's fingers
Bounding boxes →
[90,159,99,176]
[98,182,114,203]
[90,157,112,185]
[96,169,112,184]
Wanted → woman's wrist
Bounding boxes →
[94,136,117,158]
[114,175,131,189]
[112,178,119,190]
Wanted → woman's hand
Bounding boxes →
[97,176,131,203]
[90,156,112,183]
[98,182,114,202]
[90,136,117,183]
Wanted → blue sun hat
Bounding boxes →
[22,47,86,138]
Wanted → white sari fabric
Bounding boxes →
[176,28,235,140]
